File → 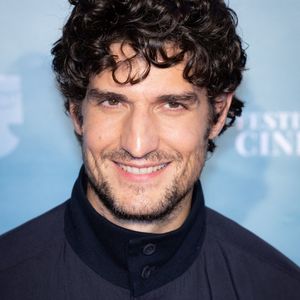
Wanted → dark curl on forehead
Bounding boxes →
[52,0,247,152]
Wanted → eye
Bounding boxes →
[101,98,121,107]
[165,101,186,110]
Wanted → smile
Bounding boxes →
[116,163,167,175]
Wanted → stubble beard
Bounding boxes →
[83,148,205,224]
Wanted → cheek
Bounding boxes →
[82,116,121,152]
[81,120,118,177]
[161,116,209,155]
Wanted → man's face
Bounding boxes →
[71,45,231,226]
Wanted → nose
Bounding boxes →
[120,107,159,158]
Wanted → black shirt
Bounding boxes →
[1,167,300,299]
[65,166,206,296]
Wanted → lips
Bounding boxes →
[116,163,167,175]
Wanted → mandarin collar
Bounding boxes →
[65,166,206,297]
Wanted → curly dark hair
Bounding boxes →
[52,0,247,152]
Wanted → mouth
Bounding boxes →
[113,161,169,178]
[117,163,167,175]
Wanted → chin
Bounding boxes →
[87,170,192,223]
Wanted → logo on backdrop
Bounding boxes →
[0,75,23,158]
[235,111,300,156]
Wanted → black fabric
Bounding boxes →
[1,168,300,299]
[65,166,206,296]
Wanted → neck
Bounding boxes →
[86,184,193,234]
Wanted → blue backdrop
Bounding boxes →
[1,1,299,265]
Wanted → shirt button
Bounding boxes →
[141,265,155,279]
[143,243,156,255]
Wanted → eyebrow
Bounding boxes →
[158,92,199,104]
[86,89,128,102]
[86,88,199,104]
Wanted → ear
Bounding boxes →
[69,102,83,135]
[208,93,233,139]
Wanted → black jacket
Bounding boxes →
[1,168,300,299]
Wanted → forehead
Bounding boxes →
[88,43,200,98]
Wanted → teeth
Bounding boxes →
[119,163,166,175]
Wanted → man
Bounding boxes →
[0,0,299,299]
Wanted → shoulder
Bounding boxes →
[205,207,300,283]
[0,201,68,271]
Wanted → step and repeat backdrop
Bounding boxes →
[0,1,299,265]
